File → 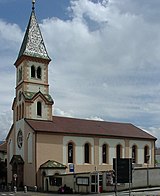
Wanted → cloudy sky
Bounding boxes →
[0,0,160,146]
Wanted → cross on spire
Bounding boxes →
[32,0,36,10]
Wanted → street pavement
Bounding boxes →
[1,188,160,196]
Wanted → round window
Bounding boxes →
[17,130,23,148]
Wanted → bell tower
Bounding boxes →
[12,0,54,123]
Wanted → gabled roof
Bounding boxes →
[25,116,156,140]
[23,91,53,104]
[15,9,50,64]
[40,160,67,169]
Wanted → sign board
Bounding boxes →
[69,164,74,172]
[113,158,132,183]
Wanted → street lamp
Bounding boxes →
[146,154,150,187]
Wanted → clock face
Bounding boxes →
[17,130,23,148]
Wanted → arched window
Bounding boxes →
[144,146,149,163]
[9,139,13,161]
[31,65,36,78]
[116,144,122,159]
[16,106,19,121]
[22,102,24,118]
[37,66,41,79]
[19,104,21,120]
[102,144,108,164]
[18,67,22,82]
[27,133,33,163]
[132,145,137,163]
[68,142,74,163]
[84,143,90,163]
[37,101,42,116]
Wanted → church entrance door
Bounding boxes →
[10,155,24,190]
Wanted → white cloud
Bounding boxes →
[1,0,160,147]
[0,19,22,140]
[40,0,160,125]
[54,108,74,118]
[0,111,12,140]
[140,126,160,147]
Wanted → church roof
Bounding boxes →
[16,9,50,63]
[40,160,67,169]
[25,116,156,140]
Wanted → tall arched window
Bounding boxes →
[68,142,74,163]
[19,104,21,120]
[116,144,122,159]
[27,133,33,163]
[22,102,24,119]
[37,66,41,79]
[16,106,19,121]
[144,145,149,163]
[132,145,137,163]
[18,67,22,82]
[84,143,90,163]
[102,144,108,164]
[37,101,42,116]
[31,65,36,78]
[9,139,13,161]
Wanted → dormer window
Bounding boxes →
[31,65,36,78]
[37,101,42,116]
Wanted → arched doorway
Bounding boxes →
[10,155,24,190]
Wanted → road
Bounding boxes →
[0,189,160,196]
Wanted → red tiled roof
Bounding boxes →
[25,116,156,140]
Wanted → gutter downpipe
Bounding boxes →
[35,131,37,188]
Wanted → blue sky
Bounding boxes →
[1,0,160,146]
[0,0,70,29]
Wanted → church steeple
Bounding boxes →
[12,0,53,122]
[15,0,50,66]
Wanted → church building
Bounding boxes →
[6,1,156,192]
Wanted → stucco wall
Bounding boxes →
[36,133,63,187]
[23,123,36,187]
[7,126,15,185]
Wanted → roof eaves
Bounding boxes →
[6,124,14,141]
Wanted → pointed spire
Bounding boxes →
[15,1,50,64]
